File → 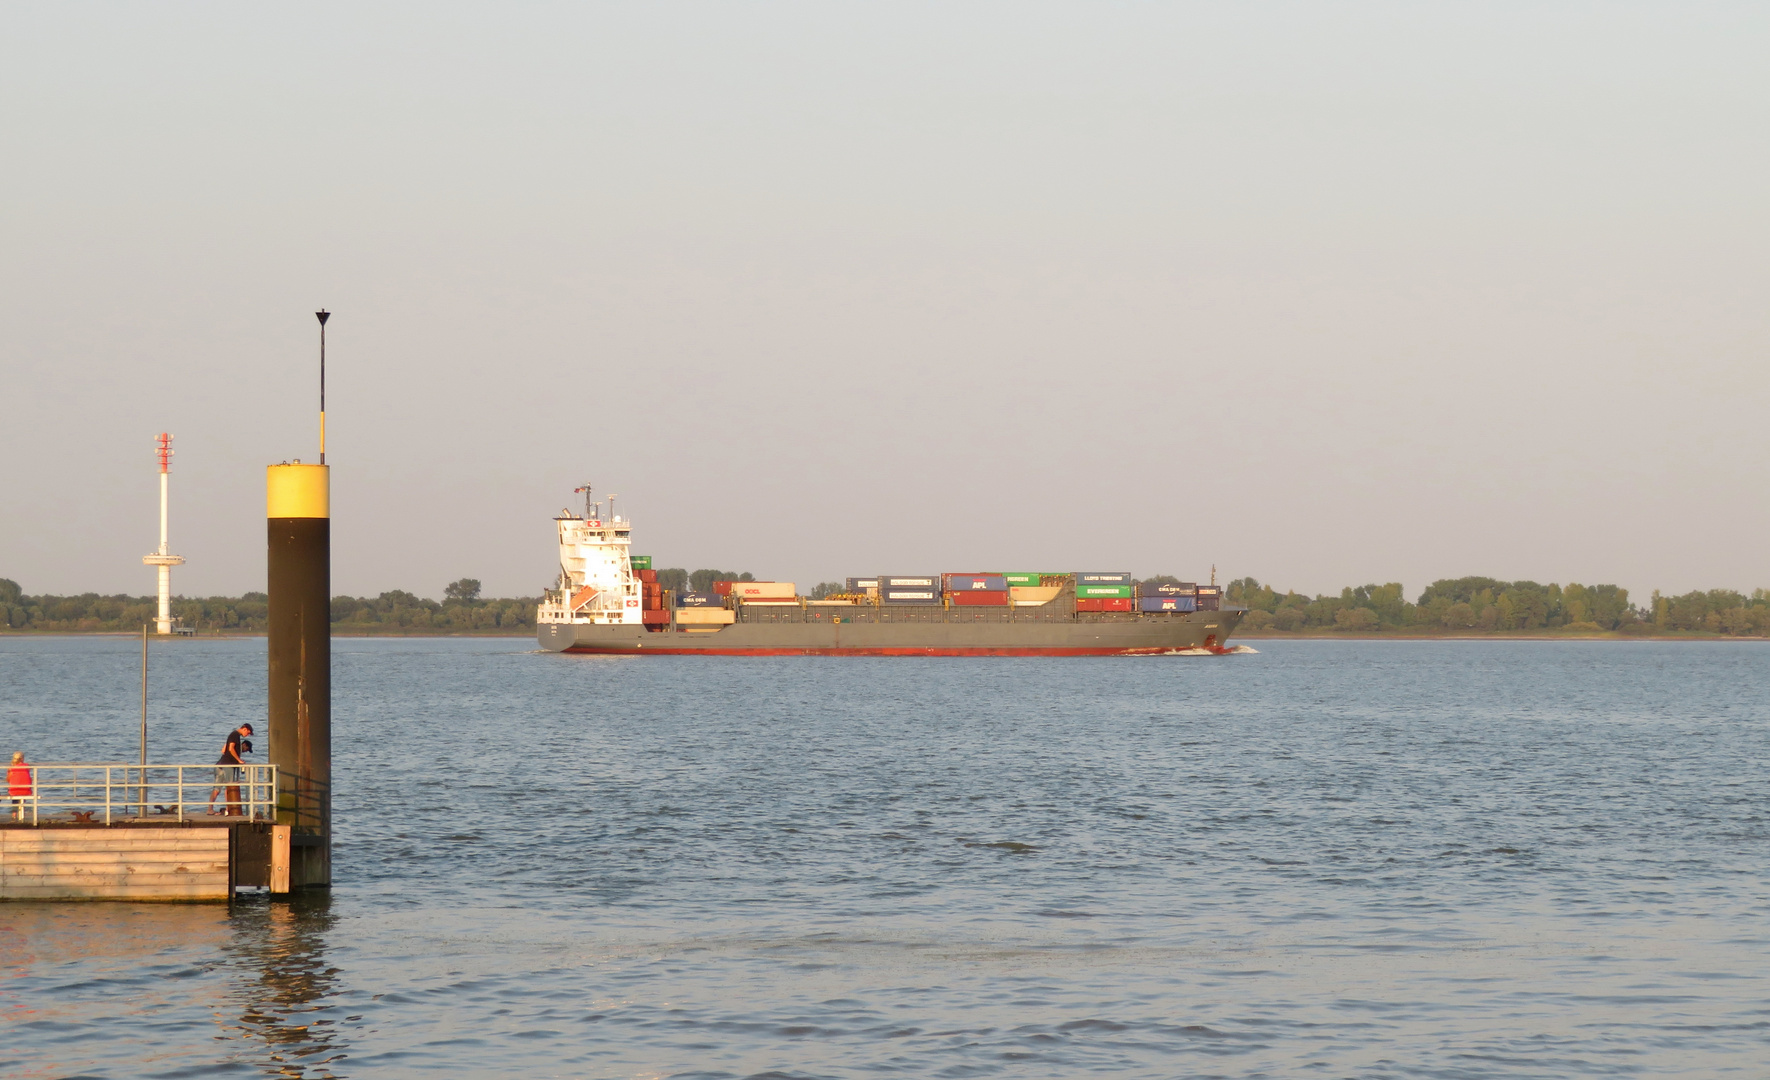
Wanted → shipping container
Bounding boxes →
[739,598,801,605]
[676,592,723,607]
[880,589,941,603]
[1077,584,1134,599]
[1076,597,1134,612]
[729,581,796,599]
[1197,596,1221,611]
[846,577,880,591]
[945,574,1009,592]
[1136,581,1198,597]
[950,590,1010,607]
[1196,585,1221,596]
[880,576,939,589]
[1138,596,1197,612]
[712,580,734,596]
[675,607,736,626]
[636,568,658,584]
[640,608,670,625]
[1076,572,1132,584]
[1002,573,1042,587]
[629,555,652,571]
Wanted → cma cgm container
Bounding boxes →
[1076,597,1134,612]
[1139,596,1197,612]
[950,590,1010,607]
[1137,581,1198,597]
[945,574,1009,592]
[677,592,723,607]
[1077,584,1134,599]
[1076,572,1132,585]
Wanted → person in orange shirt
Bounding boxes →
[8,752,31,821]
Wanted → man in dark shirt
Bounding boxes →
[208,723,254,816]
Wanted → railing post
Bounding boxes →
[105,765,112,825]
[177,766,185,822]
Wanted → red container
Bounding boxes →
[951,590,1009,606]
[713,580,734,596]
[1076,598,1133,612]
[636,568,658,584]
[641,608,670,625]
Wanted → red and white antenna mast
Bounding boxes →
[142,433,186,635]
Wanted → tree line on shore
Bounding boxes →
[1226,576,1770,636]
[0,577,538,634]
[5,573,1768,636]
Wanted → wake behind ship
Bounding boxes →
[535,490,1242,656]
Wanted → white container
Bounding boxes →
[675,608,736,625]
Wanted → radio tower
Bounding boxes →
[141,433,186,635]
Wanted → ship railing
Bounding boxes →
[6,764,278,826]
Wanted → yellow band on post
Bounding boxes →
[267,464,330,519]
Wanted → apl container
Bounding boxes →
[1076,572,1132,585]
[1077,584,1134,599]
[945,574,1009,592]
[1136,581,1198,597]
[677,592,722,607]
[950,590,1009,606]
[1138,596,1197,612]
[880,576,939,589]
[1076,597,1134,612]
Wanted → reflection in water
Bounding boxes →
[223,895,348,1079]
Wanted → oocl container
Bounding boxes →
[1076,572,1132,585]
[880,589,941,604]
[945,574,1008,592]
[1138,596,1197,612]
[1076,597,1134,612]
[1077,584,1134,599]
[729,581,796,599]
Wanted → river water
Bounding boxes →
[1,636,1766,1078]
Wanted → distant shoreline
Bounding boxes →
[4,628,1766,643]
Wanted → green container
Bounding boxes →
[1003,573,1041,586]
[629,555,652,570]
[1077,584,1132,599]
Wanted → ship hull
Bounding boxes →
[538,610,1243,656]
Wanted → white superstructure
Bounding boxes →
[536,486,643,626]
[141,432,185,635]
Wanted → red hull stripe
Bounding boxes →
[561,645,1233,657]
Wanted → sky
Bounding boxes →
[2,2,1766,602]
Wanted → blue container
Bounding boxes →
[1139,596,1197,612]
[880,576,939,589]
[1076,572,1132,585]
[946,574,1008,592]
[846,577,879,591]
[677,592,723,607]
[1137,581,1198,597]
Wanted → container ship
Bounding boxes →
[535,490,1242,656]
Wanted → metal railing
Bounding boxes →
[7,764,278,826]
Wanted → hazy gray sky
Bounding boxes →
[3,2,1766,601]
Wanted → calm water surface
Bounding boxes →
[1,637,1767,1078]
